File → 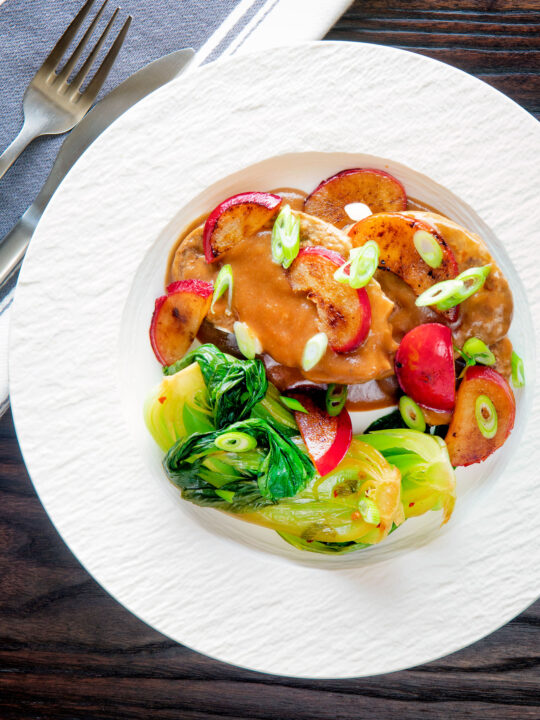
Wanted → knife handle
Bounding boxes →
[0,213,37,288]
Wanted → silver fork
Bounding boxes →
[0,0,131,181]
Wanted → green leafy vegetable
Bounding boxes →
[164,418,315,506]
[358,429,456,524]
[164,344,267,429]
[242,439,403,545]
[365,409,407,432]
[250,381,299,437]
[277,532,369,554]
[144,362,214,451]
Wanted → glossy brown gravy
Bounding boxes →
[167,188,512,414]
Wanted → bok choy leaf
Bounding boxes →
[164,417,315,506]
[164,344,268,429]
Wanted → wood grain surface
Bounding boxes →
[1,1,539,718]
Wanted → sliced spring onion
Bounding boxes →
[415,265,491,310]
[462,337,496,366]
[233,321,262,360]
[399,395,426,432]
[413,229,443,268]
[215,431,257,453]
[436,265,491,311]
[475,394,498,439]
[211,264,233,311]
[271,204,300,269]
[334,241,379,289]
[302,332,328,371]
[326,384,347,416]
[358,496,381,525]
[279,396,308,413]
[511,350,525,388]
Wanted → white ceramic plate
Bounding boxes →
[9,42,540,678]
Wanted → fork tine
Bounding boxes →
[55,0,109,86]
[79,15,132,102]
[68,8,120,96]
[40,0,97,77]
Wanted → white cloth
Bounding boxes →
[0,0,352,414]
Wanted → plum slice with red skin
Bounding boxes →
[304,168,407,229]
[287,246,371,353]
[395,323,455,412]
[203,192,282,263]
[150,279,213,365]
[291,394,352,476]
[348,212,460,322]
[445,365,515,467]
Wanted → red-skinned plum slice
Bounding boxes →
[348,212,460,322]
[203,192,282,263]
[445,365,515,467]
[292,394,352,476]
[150,279,213,365]
[287,246,371,353]
[395,323,455,411]
[304,168,407,228]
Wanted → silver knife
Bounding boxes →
[0,47,194,290]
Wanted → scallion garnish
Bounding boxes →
[279,396,308,413]
[511,350,525,388]
[462,337,495,366]
[334,241,379,289]
[416,265,491,311]
[358,496,381,525]
[399,395,426,432]
[413,229,443,269]
[215,431,257,453]
[301,332,328,371]
[233,321,262,360]
[326,384,347,416]
[271,204,300,269]
[211,264,233,311]
[475,394,498,439]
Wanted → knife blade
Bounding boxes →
[0,47,194,291]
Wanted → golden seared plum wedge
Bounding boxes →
[446,365,515,467]
[348,213,460,321]
[287,246,371,353]
[395,323,455,412]
[150,280,213,365]
[203,192,282,262]
[304,168,407,228]
[291,394,352,476]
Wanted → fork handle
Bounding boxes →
[0,116,47,181]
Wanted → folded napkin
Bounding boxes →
[0,0,352,416]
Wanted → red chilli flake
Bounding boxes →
[351,510,361,521]
[158,396,167,404]
[409,502,415,507]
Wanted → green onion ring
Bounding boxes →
[211,264,233,311]
[415,265,491,310]
[511,350,525,388]
[358,496,381,525]
[399,395,426,432]
[271,204,300,269]
[233,321,262,360]
[279,396,308,413]
[413,229,443,269]
[326,384,348,416]
[215,431,257,453]
[475,394,498,439]
[302,332,328,371]
[462,337,496,366]
[415,278,464,307]
[334,241,379,289]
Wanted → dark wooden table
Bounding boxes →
[1,2,539,717]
